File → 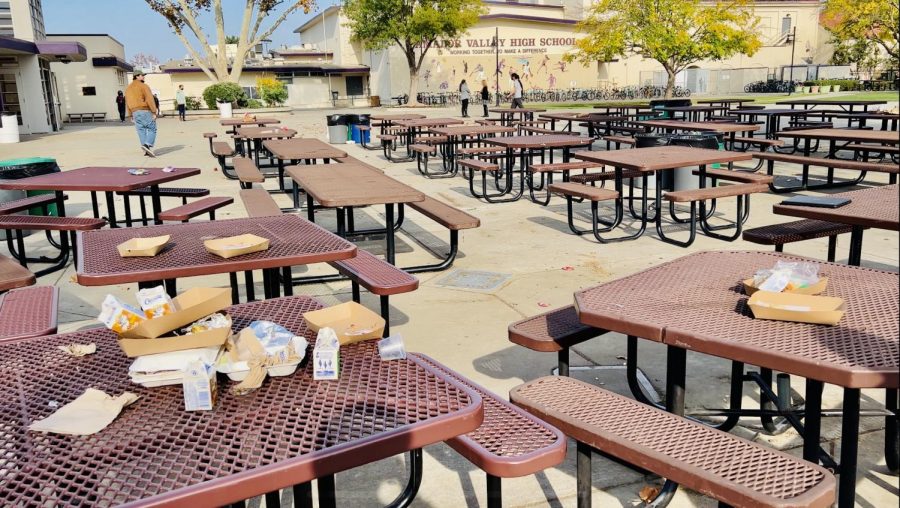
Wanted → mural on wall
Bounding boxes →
[417,30,594,93]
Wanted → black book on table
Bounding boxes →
[780,196,851,208]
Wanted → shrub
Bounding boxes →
[185,96,202,110]
[813,79,860,91]
[202,82,246,109]
[256,76,288,107]
[245,98,263,108]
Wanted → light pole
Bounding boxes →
[494,27,500,107]
[787,26,797,96]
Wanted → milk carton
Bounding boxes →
[182,359,217,411]
[313,327,340,380]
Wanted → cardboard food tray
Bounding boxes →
[117,288,232,357]
[747,291,845,326]
[117,235,170,257]
[742,277,829,296]
[204,234,269,259]
[302,301,385,345]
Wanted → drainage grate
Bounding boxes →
[433,269,513,293]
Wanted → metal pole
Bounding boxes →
[788,26,796,96]
[495,27,500,107]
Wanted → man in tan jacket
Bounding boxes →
[125,70,158,157]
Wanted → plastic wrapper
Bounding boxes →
[181,313,230,335]
[136,286,176,319]
[98,295,146,333]
[752,261,820,293]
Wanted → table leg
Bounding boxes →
[104,191,118,228]
[278,158,285,191]
[336,208,346,237]
[150,185,163,225]
[886,389,899,473]
[293,483,313,508]
[306,195,315,222]
[803,379,823,463]
[292,180,300,209]
[385,203,396,265]
[838,388,860,508]
[90,192,100,219]
[317,475,336,508]
[665,346,687,415]
[848,226,865,266]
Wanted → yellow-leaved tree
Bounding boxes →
[567,0,762,98]
[822,0,898,71]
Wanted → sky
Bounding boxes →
[43,0,335,63]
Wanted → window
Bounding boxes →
[345,75,364,96]
[781,15,792,37]
[0,1,12,37]
[241,86,259,99]
[0,72,21,125]
[117,70,126,86]
[29,0,45,39]
[82,86,97,96]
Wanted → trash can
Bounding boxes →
[0,114,20,144]
[345,114,360,142]
[326,114,348,144]
[668,134,721,190]
[349,114,371,144]
[0,157,61,239]
[634,133,673,190]
[649,99,692,119]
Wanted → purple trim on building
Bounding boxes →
[92,56,134,71]
[0,36,38,55]
[164,64,369,75]
[35,41,88,61]
[482,1,564,10]
[479,14,577,24]
[273,50,334,57]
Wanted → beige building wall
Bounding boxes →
[48,35,128,120]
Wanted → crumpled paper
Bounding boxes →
[28,388,139,435]
[57,343,97,357]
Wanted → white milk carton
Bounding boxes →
[182,359,217,411]
[313,327,340,380]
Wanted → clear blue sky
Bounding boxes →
[43,0,334,62]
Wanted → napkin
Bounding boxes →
[57,343,97,357]
[28,388,140,436]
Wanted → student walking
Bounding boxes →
[481,80,489,117]
[125,70,158,157]
[511,73,524,109]
[459,79,470,117]
[115,91,126,122]
[175,85,187,121]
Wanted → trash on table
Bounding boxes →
[313,327,340,380]
[378,335,406,361]
[127,168,149,175]
[28,388,139,435]
[98,294,146,333]
[182,359,217,411]
[57,343,97,357]
[136,285,176,319]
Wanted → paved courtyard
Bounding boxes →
[3,104,898,507]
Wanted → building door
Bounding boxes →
[38,59,58,131]
[345,75,364,97]
[50,72,62,130]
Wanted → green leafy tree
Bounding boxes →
[225,35,241,44]
[144,0,315,82]
[822,0,898,72]
[343,0,486,104]
[567,0,762,98]
[256,76,288,106]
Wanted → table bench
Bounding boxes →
[508,305,607,376]
[0,285,58,342]
[511,376,836,508]
[0,215,106,276]
[659,183,768,247]
[755,152,900,192]
[239,188,283,217]
[548,182,625,242]
[118,187,211,226]
[0,253,35,291]
[402,196,480,273]
[527,161,605,205]
[742,219,855,262]
[66,112,106,123]
[234,156,266,189]
[0,194,68,216]
[414,354,567,508]
[157,196,233,222]
[203,132,238,178]
[602,135,635,150]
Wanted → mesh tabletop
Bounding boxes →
[263,138,348,160]
[635,120,760,134]
[77,215,356,285]
[287,163,425,207]
[573,145,752,172]
[429,125,516,136]
[774,128,900,144]
[0,296,482,507]
[773,184,899,231]
[220,118,280,126]
[0,167,201,192]
[484,135,594,149]
[0,286,58,342]
[574,251,899,388]
[392,118,465,128]
[369,114,426,121]
[235,126,297,139]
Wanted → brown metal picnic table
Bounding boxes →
[0,295,483,508]
[287,162,424,264]
[776,98,888,113]
[730,108,810,139]
[482,135,594,201]
[0,166,201,227]
[773,184,899,266]
[235,126,297,167]
[76,214,356,300]
[489,108,547,126]
[657,105,729,122]
[697,98,756,108]
[574,250,899,508]
[220,117,280,135]
[825,111,899,130]
[390,117,465,159]
[537,112,630,133]
[634,119,760,145]
[429,124,517,173]
[263,138,348,190]
[592,103,653,115]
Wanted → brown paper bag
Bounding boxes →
[28,388,140,436]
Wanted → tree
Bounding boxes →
[343,0,486,104]
[225,35,241,44]
[567,0,762,98]
[144,0,314,82]
[822,0,898,73]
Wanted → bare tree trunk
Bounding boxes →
[408,68,420,106]
[664,66,677,99]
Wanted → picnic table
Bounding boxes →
[77,214,356,299]
[429,124,516,174]
[574,250,899,508]
[0,295,483,507]
[287,162,425,264]
[489,107,547,126]
[633,119,759,144]
[776,98,887,113]
[730,108,810,139]
[235,126,297,167]
[773,184,898,266]
[483,135,594,201]
[391,117,465,158]
[657,105,728,122]
[263,138,348,190]
[825,111,899,131]
[697,98,756,109]
[0,166,201,227]
[538,112,632,134]
[220,117,280,135]
[592,103,653,115]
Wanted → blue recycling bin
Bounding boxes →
[349,114,370,144]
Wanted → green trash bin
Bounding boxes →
[0,157,61,216]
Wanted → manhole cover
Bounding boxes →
[433,269,512,293]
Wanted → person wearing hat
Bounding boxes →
[125,70,158,157]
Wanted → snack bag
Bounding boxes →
[182,313,230,335]
[136,286,176,319]
[98,295,146,333]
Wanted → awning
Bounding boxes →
[0,36,87,62]
[92,56,134,71]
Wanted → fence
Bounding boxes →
[639,67,771,95]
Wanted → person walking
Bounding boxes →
[459,79,470,117]
[125,70,158,157]
[480,80,489,117]
[175,85,187,121]
[511,73,524,109]
[115,90,126,122]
